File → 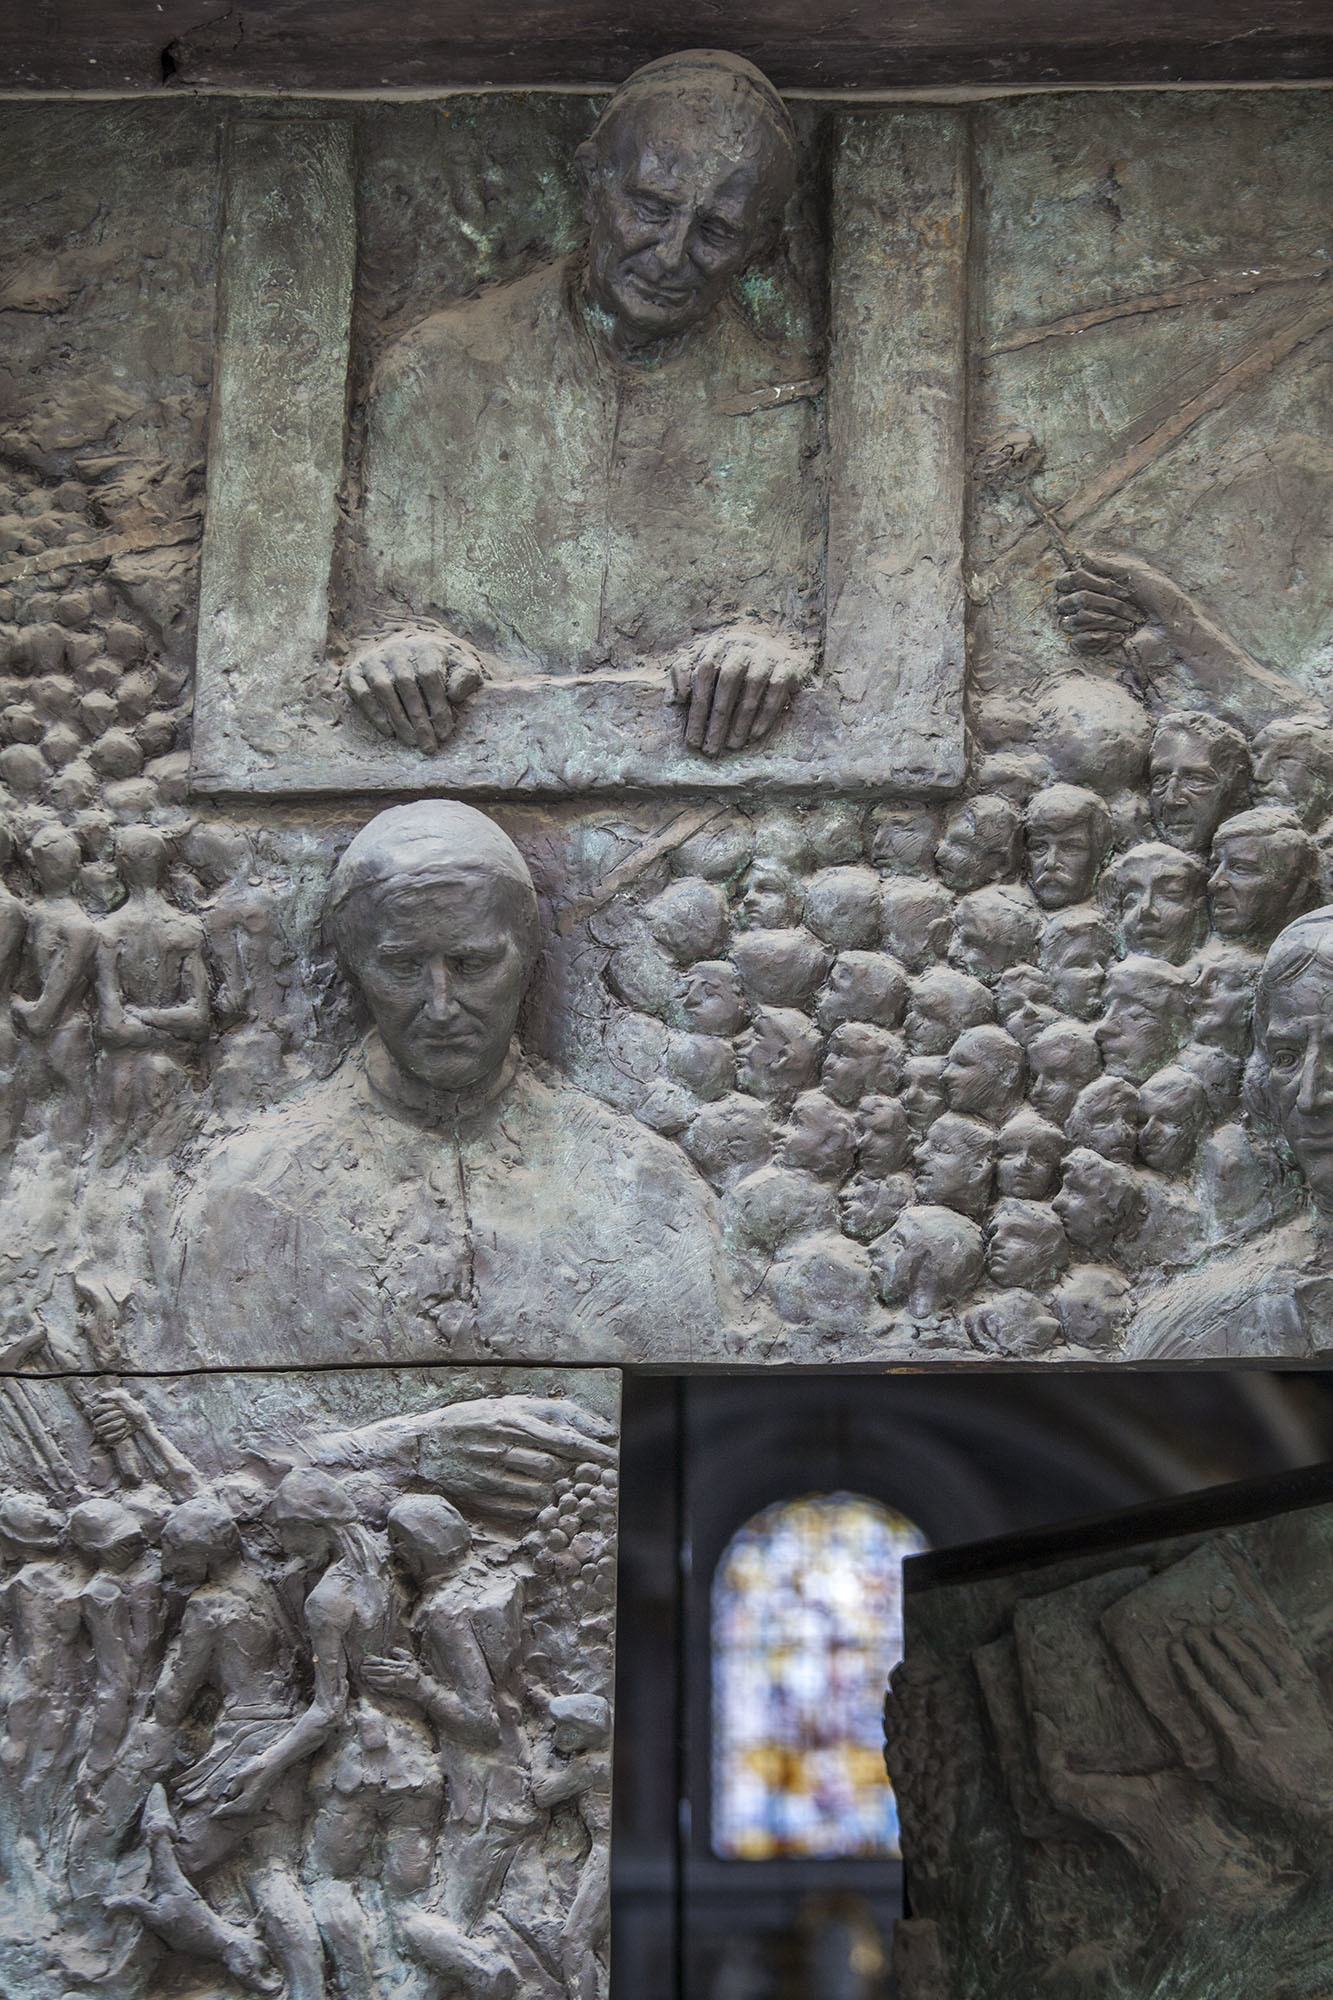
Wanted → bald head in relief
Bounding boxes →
[329,802,539,1095]
[350,50,819,760]
[171,802,753,1367]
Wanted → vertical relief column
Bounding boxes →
[825,110,969,794]
[0,1366,619,1999]
[193,114,355,777]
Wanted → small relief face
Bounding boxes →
[1052,1155,1125,1253]
[1025,810,1100,910]
[1252,738,1327,822]
[782,1091,857,1180]
[1137,1069,1203,1175]
[352,876,528,1092]
[996,1118,1064,1200]
[1041,928,1109,1022]
[985,1200,1067,1290]
[935,804,1017,896]
[1189,948,1256,1050]
[1117,852,1205,962]
[734,861,801,932]
[912,1115,991,1214]
[1262,966,1333,1204]
[735,1008,818,1103]
[1208,833,1276,941]
[856,1094,911,1176]
[678,959,748,1037]
[900,1056,947,1134]
[1149,733,1232,853]
[1096,970,1180,1082]
[838,1170,909,1242]
[821,1024,901,1107]
[585,94,775,343]
[1069,1077,1141,1163]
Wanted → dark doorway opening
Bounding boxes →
[611,1371,1333,2000]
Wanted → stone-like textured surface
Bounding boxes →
[0,1366,618,2000]
[0,80,1329,1378]
[887,1467,1333,1998]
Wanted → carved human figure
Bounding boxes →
[993,963,1059,1048]
[816,949,909,1032]
[0,1493,84,1819]
[212,1469,497,2000]
[95,825,211,1149]
[1037,907,1114,1023]
[1026,1019,1102,1126]
[67,1497,165,1807]
[1110,842,1207,964]
[934,795,1021,895]
[172,801,746,1363]
[984,1198,1069,1291]
[349,50,816,757]
[1050,1264,1130,1352]
[881,879,953,974]
[838,1168,912,1243]
[183,821,292,1037]
[820,1021,903,1106]
[1095,957,1188,1083]
[857,1093,912,1177]
[734,857,803,931]
[1024,784,1112,910]
[904,967,993,1055]
[802,865,882,950]
[0,818,27,1145]
[871,1205,984,1320]
[1052,1147,1149,1260]
[899,1056,947,1135]
[11,824,95,1095]
[730,923,829,1008]
[1146,711,1251,854]
[781,1089,858,1181]
[1248,904,1333,1219]
[119,1494,323,1999]
[735,1003,821,1108]
[676,957,748,1037]
[1137,1063,1209,1175]
[1251,715,1333,827]
[1067,1074,1141,1163]
[941,1024,1025,1126]
[366,1495,532,1976]
[995,1109,1066,1200]
[912,1113,994,1220]
[1208,807,1317,948]
[965,1288,1062,1358]
[683,1092,773,1189]
[531,1695,613,2000]
[950,884,1042,985]
[1187,939,1261,1053]
[869,805,940,877]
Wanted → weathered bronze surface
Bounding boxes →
[0,54,1329,1990]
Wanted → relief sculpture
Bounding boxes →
[0,83,1327,1370]
[886,1468,1333,1999]
[344,51,816,761]
[0,1368,618,2000]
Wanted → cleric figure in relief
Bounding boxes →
[344,50,819,759]
[1131,904,1333,1358]
[170,802,745,1363]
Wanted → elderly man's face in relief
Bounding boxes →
[581,91,780,345]
[345,872,529,1092]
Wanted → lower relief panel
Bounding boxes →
[0,1365,619,2000]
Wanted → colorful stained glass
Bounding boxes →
[711,1492,927,1860]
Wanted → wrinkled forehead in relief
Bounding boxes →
[328,801,541,974]
[587,49,798,217]
[1256,903,1333,1032]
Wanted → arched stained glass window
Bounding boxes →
[711,1492,927,1860]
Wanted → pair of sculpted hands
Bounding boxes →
[344,622,805,758]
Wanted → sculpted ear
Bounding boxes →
[574,139,600,222]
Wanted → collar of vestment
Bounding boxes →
[361,1032,522,1130]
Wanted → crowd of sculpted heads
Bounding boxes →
[598,696,1333,1357]
[0,1378,616,2000]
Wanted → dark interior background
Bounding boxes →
[611,1370,1333,2000]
